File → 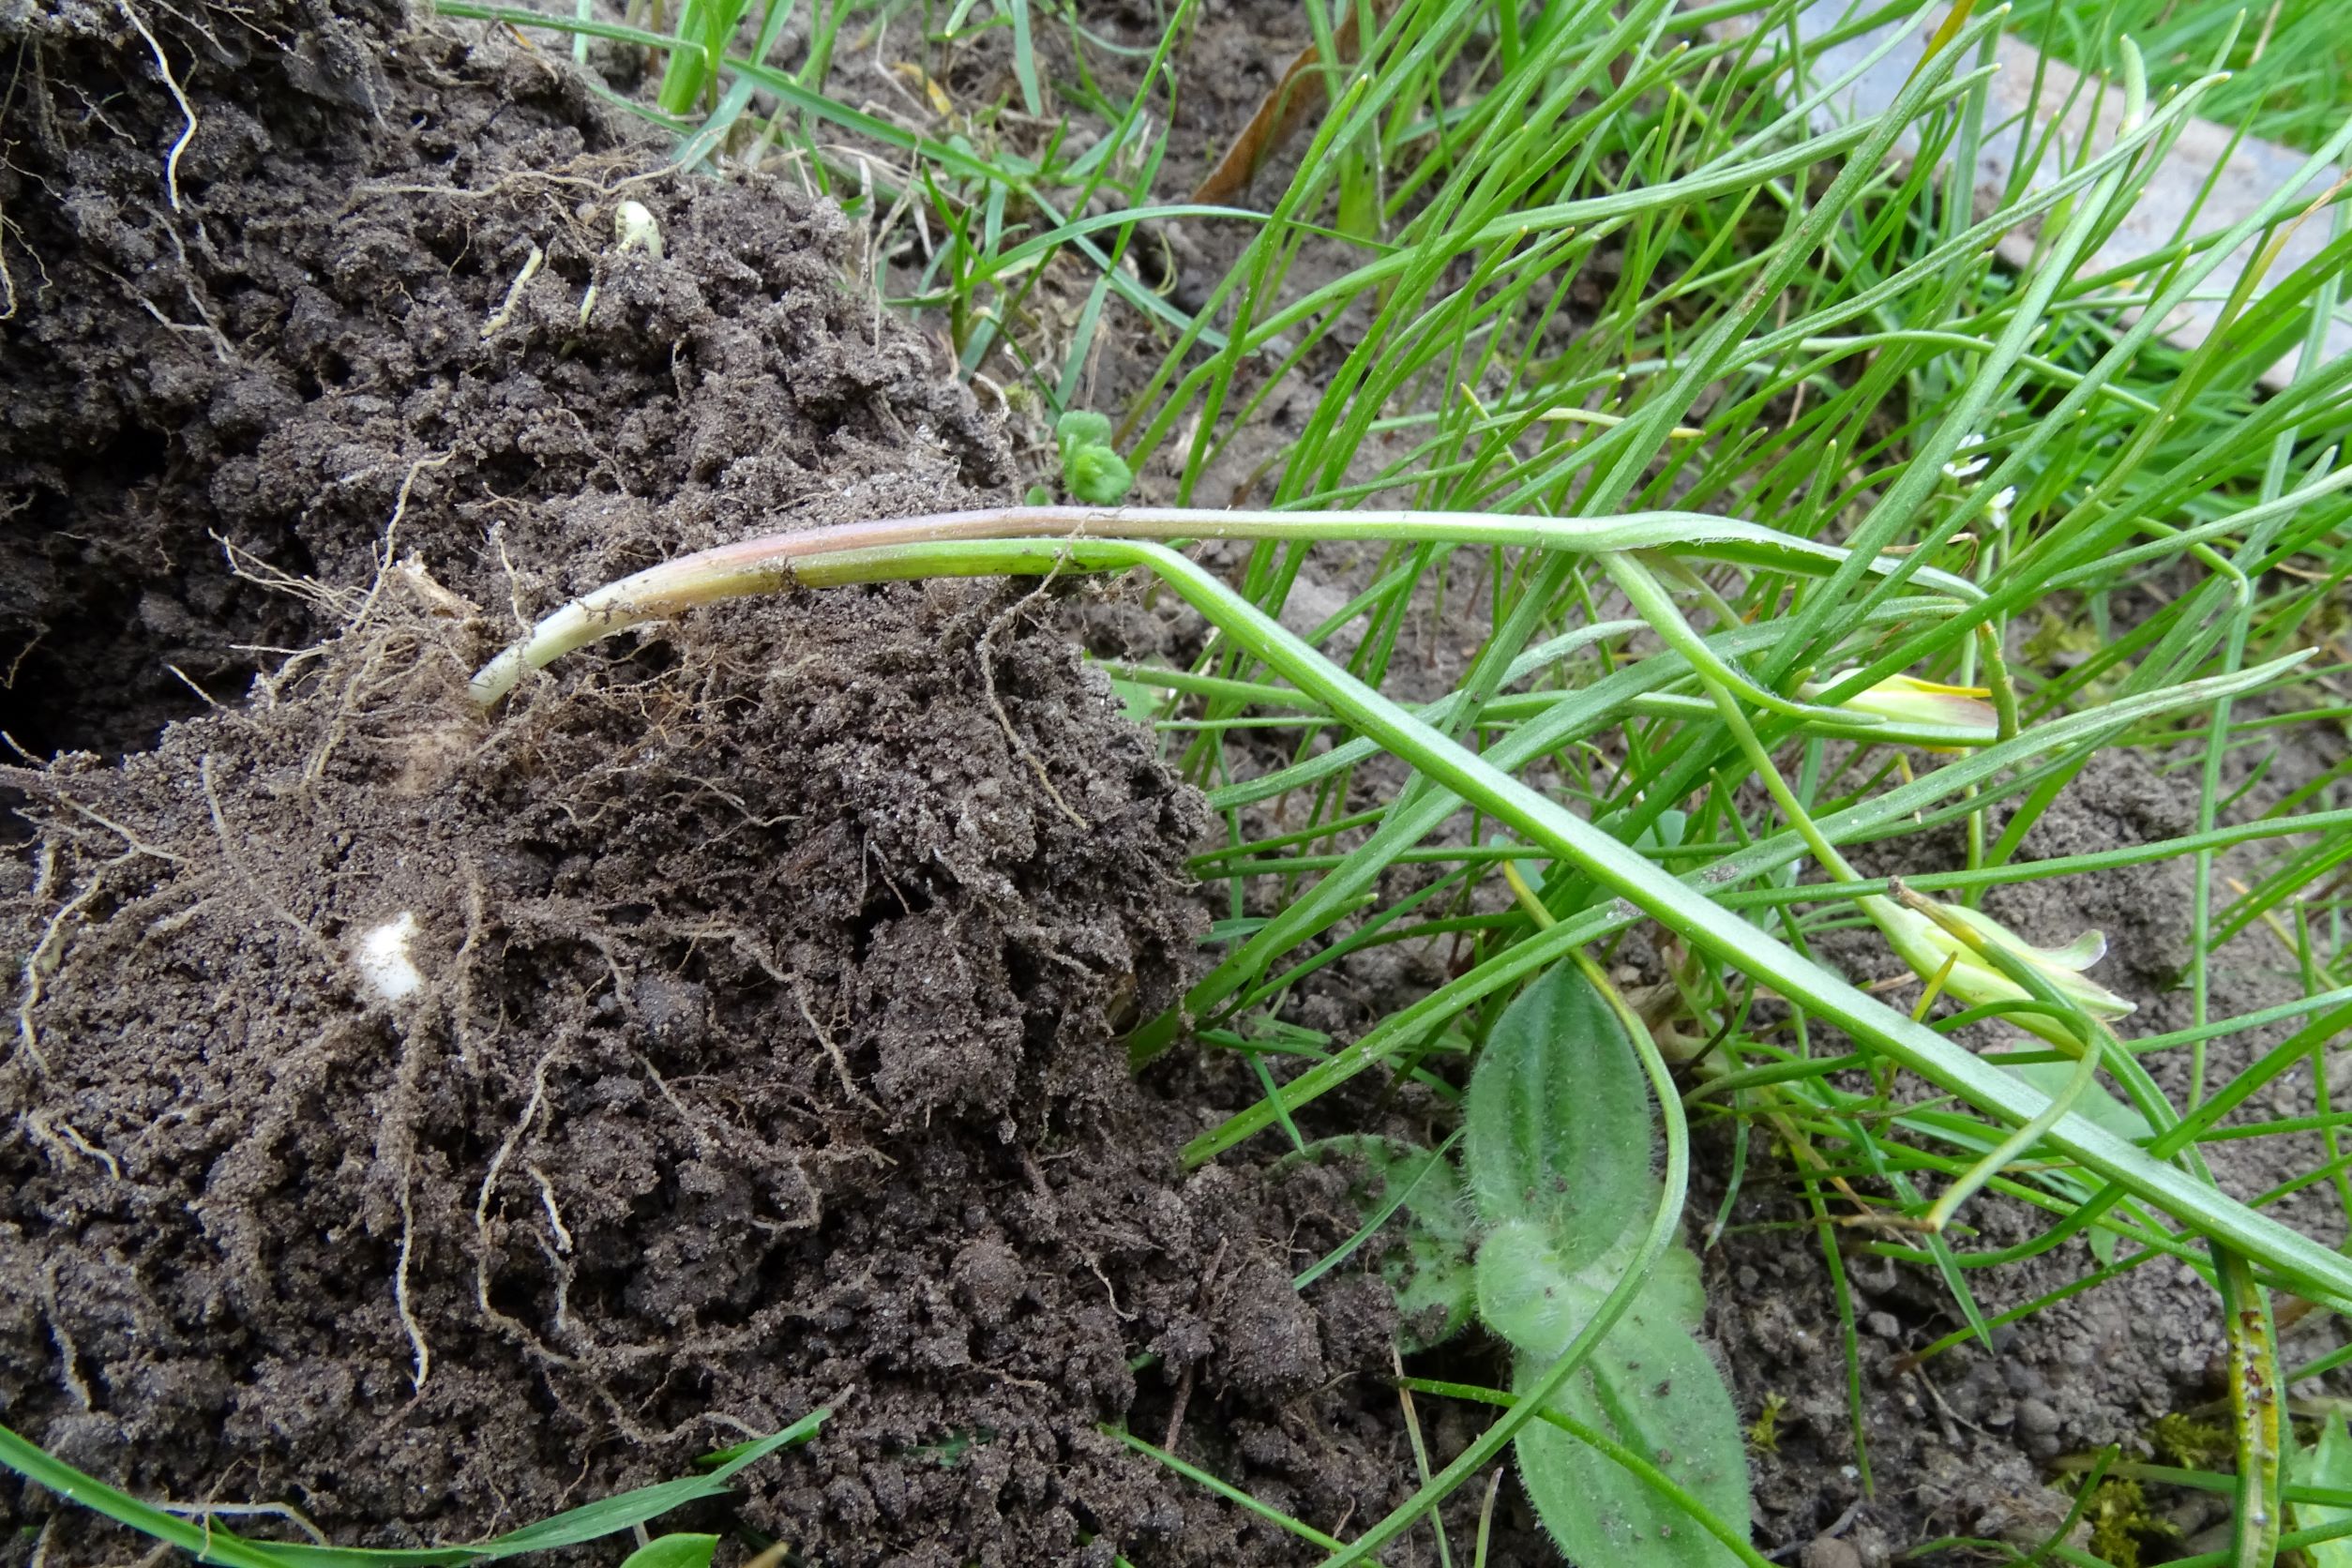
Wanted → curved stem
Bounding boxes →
[465,505,1981,706]
[466,530,2348,1314]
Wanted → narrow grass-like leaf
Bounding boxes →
[0,1411,825,1566]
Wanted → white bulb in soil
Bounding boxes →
[614,201,664,260]
[355,912,426,1004]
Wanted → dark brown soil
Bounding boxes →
[2,552,1519,1564]
[0,0,1004,761]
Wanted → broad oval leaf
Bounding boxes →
[1464,963,1653,1268]
[1515,1297,1752,1568]
[1475,1216,1704,1364]
[1473,1217,1590,1361]
[618,1534,720,1568]
[2293,1411,2352,1567]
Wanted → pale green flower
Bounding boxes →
[1823,671,1998,749]
[1862,892,2133,1048]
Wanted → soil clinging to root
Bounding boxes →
[6,572,1427,1565]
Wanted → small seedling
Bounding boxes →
[1299,962,1750,1565]
[1054,410,1136,505]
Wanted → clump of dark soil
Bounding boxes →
[6,566,1431,1564]
[0,4,1450,1562]
[1,0,1002,761]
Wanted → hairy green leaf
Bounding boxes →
[1464,964,1652,1269]
[1513,1303,1752,1568]
[1291,1135,1475,1350]
[1461,964,1748,1565]
[2295,1412,2352,1567]
[1474,1218,1702,1361]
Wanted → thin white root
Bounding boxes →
[394,1182,430,1393]
[118,1,197,212]
[481,244,544,339]
[528,1164,573,1252]
[24,1113,122,1179]
[473,1043,577,1364]
[793,980,881,1114]
[979,575,1091,832]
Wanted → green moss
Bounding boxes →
[2083,1477,2150,1568]
[2150,1412,2232,1470]
[2081,1473,2188,1568]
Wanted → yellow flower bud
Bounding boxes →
[1821,671,1998,751]
[1862,892,2133,1048]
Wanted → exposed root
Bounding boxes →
[527,1164,573,1253]
[40,1263,95,1410]
[451,865,488,1070]
[793,976,881,1114]
[394,1180,430,1394]
[633,1048,718,1161]
[480,242,544,339]
[12,838,175,1079]
[348,450,457,631]
[130,290,232,361]
[979,577,1090,832]
[198,753,339,970]
[473,1040,579,1367]
[377,1001,439,1393]
[14,842,73,1076]
[23,1111,122,1179]
[216,533,366,621]
[116,0,196,212]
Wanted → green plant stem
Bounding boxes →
[469,529,2352,1313]
[2219,1249,2284,1567]
[466,505,1979,705]
[1187,658,2305,1163]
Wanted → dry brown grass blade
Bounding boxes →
[1905,0,1978,85]
[1190,5,1367,204]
